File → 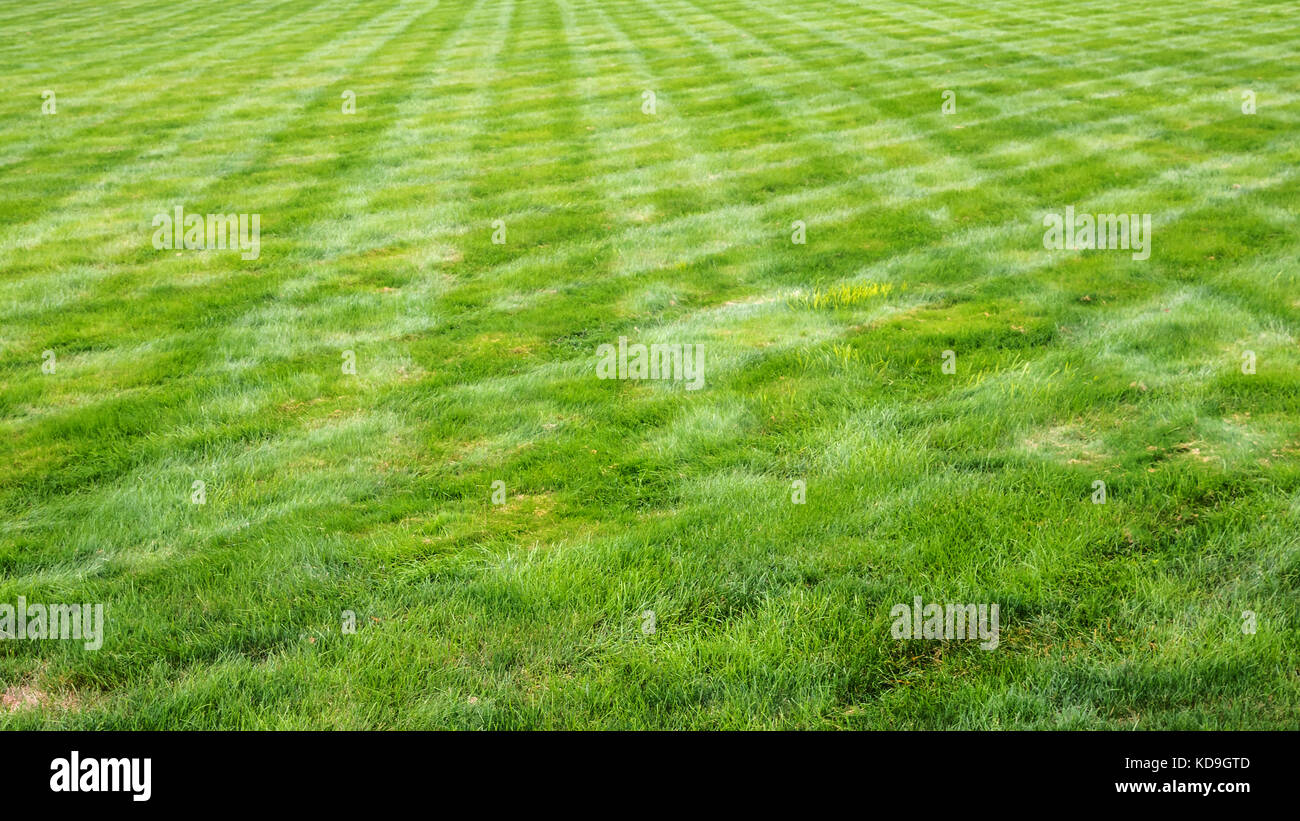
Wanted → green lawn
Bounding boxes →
[1,0,1297,729]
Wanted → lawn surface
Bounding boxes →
[1,0,1297,729]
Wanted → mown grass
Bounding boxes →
[0,0,1297,729]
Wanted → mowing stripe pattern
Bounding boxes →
[0,0,1297,728]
